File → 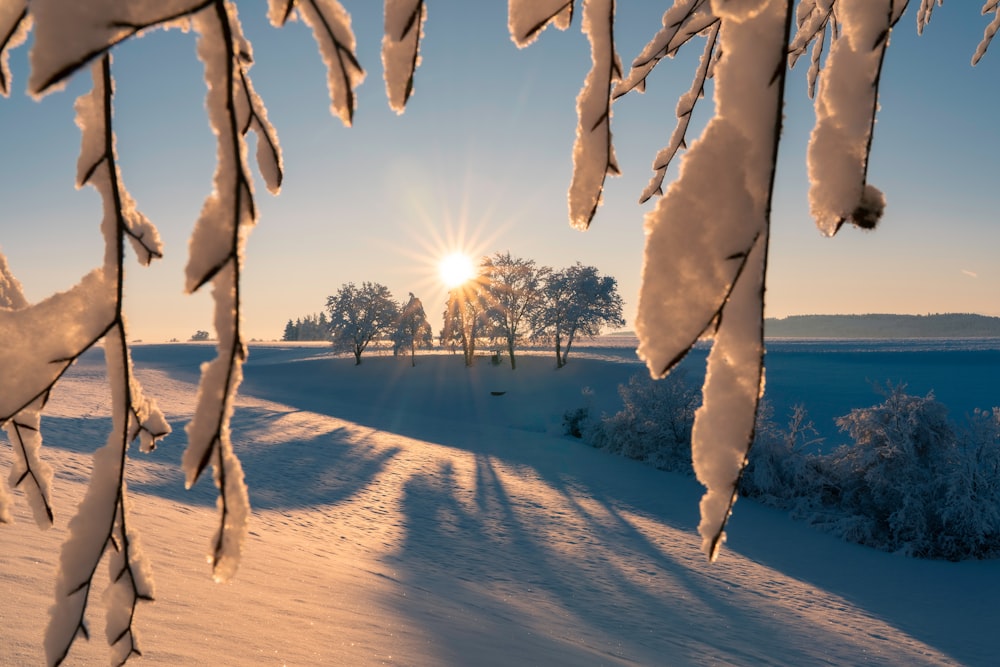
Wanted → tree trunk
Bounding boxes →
[354,345,362,365]
[562,331,575,367]
[555,335,564,368]
[410,341,416,367]
[462,332,474,367]
[507,337,516,370]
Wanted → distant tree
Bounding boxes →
[480,252,548,370]
[281,313,329,341]
[392,293,434,366]
[189,330,210,342]
[534,263,625,368]
[326,282,399,365]
[441,278,488,368]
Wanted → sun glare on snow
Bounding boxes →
[439,252,476,288]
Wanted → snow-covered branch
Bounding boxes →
[973,0,1000,64]
[45,54,167,667]
[28,0,214,96]
[0,0,29,96]
[806,0,902,237]
[270,0,364,126]
[636,21,719,204]
[382,0,426,112]
[636,0,793,559]
[569,0,622,230]
[613,0,714,99]
[508,0,574,47]
[181,1,255,583]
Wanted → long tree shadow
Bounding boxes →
[384,453,968,666]
[32,408,400,512]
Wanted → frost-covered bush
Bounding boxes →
[584,371,700,474]
[744,387,1000,561]
[593,379,1000,561]
[805,387,1000,560]
[938,408,1000,560]
[740,402,824,507]
[562,406,593,439]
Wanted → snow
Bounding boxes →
[0,1,30,97]
[3,343,998,665]
[635,1,789,558]
[569,0,621,230]
[278,0,365,126]
[27,0,206,96]
[806,0,894,236]
[973,0,1000,65]
[382,0,426,113]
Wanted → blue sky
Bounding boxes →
[1,2,997,342]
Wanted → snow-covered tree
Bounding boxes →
[326,282,399,365]
[282,312,330,341]
[479,251,548,370]
[440,278,489,368]
[533,262,625,368]
[392,292,434,366]
[1,1,997,661]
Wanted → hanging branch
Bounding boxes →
[806,0,902,236]
[28,0,215,96]
[916,0,939,33]
[0,0,29,96]
[789,0,835,66]
[46,54,166,667]
[181,0,256,583]
[269,0,364,127]
[4,402,54,527]
[635,1,794,560]
[788,0,836,99]
[973,0,1000,64]
[383,0,426,112]
[508,0,574,46]
[568,0,622,230]
[232,30,283,193]
[636,21,719,204]
[614,0,712,98]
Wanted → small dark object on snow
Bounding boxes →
[490,391,506,396]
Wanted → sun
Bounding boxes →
[439,252,477,288]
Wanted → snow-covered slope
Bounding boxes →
[2,345,995,665]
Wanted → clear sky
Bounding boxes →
[1,2,997,342]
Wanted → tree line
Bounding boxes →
[284,252,624,369]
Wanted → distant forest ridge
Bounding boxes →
[763,314,1000,338]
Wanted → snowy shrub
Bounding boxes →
[938,408,1000,560]
[817,385,955,557]
[795,386,1000,560]
[740,402,824,507]
[562,406,592,438]
[585,371,700,474]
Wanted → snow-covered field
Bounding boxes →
[3,342,998,666]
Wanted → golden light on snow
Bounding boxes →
[438,252,477,288]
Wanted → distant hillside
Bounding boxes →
[765,314,1000,338]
